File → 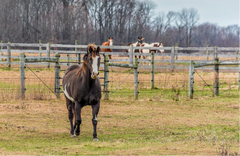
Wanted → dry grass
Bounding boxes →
[0,63,238,155]
[0,93,238,155]
[0,67,56,101]
[0,64,238,100]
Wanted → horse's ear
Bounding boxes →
[96,46,100,52]
[88,46,93,54]
[109,37,110,39]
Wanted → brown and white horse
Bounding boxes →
[101,37,113,59]
[126,37,144,58]
[140,42,164,65]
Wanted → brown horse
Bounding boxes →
[62,44,101,141]
[101,37,113,59]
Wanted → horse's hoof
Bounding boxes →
[93,138,98,141]
[75,131,80,136]
[71,134,76,138]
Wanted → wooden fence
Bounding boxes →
[19,53,61,99]
[105,55,139,100]
[0,42,239,70]
[189,58,240,99]
[1,42,239,100]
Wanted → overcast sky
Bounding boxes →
[149,0,239,27]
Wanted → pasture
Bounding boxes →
[0,66,239,155]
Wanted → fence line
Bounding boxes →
[189,57,240,99]
[0,42,239,70]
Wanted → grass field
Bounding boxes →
[0,66,239,155]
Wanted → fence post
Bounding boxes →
[214,46,218,60]
[55,54,60,98]
[171,46,175,71]
[214,57,219,96]
[67,54,70,67]
[104,55,109,100]
[39,40,42,57]
[134,57,138,100]
[175,43,178,60]
[46,43,50,68]
[7,42,11,68]
[151,51,154,89]
[206,44,209,61]
[236,50,238,61]
[1,41,3,61]
[78,53,81,65]
[239,51,240,102]
[189,60,194,99]
[75,40,78,60]
[20,53,25,99]
[129,45,133,65]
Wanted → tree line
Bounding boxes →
[0,0,239,47]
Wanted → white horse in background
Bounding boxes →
[126,37,144,58]
[140,42,164,65]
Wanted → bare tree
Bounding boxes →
[154,11,175,44]
[175,8,199,47]
[0,0,238,47]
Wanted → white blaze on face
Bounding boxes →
[92,55,99,78]
[109,39,113,46]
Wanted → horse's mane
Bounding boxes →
[76,55,88,78]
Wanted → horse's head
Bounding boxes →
[108,37,113,46]
[159,42,164,53]
[137,37,144,45]
[86,44,101,79]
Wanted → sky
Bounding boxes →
[149,0,239,27]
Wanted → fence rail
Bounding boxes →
[0,42,239,70]
[189,58,240,99]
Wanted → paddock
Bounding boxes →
[0,42,239,155]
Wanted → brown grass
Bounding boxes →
[0,58,238,154]
[0,93,238,155]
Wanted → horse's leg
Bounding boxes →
[74,101,82,136]
[72,102,76,136]
[148,56,151,66]
[92,101,100,141]
[109,49,112,59]
[66,99,75,136]
[142,55,145,65]
[135,50,138,58]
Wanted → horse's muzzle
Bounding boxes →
[91,72,98,79]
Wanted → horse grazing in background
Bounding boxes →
[62,44,101,141]
[126,37,144,58]
[140,42,164,65]
[101,37,113,59]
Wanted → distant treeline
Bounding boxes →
[0,0,239,47]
